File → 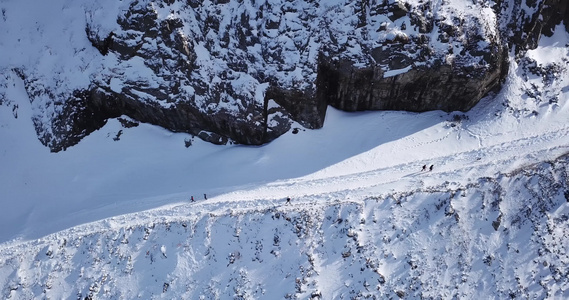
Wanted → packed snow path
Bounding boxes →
[2,91,569,249]
[1,24,569,299]
[0,23,568,244]
[2,53,569,244]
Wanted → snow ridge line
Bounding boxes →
[2,143,569,260]
[0,197,363,258]
[1,105,568,257]
[251,123,569,192]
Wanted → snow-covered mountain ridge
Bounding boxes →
[1,37,569,296]
[1,1,569,299]
[1,152,568,299]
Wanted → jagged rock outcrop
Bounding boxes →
[498,0,569,52]
[317,0,508,113]
[0,0,566,151]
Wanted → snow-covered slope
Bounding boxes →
[1,5,569,300]
[2,158,569,299]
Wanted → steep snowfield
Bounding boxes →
[2,168,569,299]
[1,10,569,300]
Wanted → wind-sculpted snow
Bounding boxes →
[1,156,568,299]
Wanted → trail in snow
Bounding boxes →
[1,5,568,299]
[211,99,569,203]
[1,24,569,245]
[1,96,568,254]
[2,82,569,246]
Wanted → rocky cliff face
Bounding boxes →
[498,0,569,52]
[0,0,566,151]
[318,0,508,113]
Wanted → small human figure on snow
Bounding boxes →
[422,164,427,171]
[429,165,434,172]
[204,193,207,200]
[286,197,291,205]
[191,196,195,202]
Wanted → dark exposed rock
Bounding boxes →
[39,89,120,152]
[387,1,409,22]
[85,28,114,56]
[117,117,139,128]
[320,60,502,113]
[499,0,569,52]
[492,214,502,231]
[266,86,324,130]
[532,0,569,39]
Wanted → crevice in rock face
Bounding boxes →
[265,86,325,130]
[262,93,270,143]
[85,26,115,56]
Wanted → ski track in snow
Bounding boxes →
[1,2,569,297]
[0,32,568,295]
[2,102,569,255]
[214,115,569,203]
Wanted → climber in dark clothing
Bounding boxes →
[204,193,207,200]
[422,164,427,171]
[286,197,291,205]
[429,165,434,171]
[191,196,194,202]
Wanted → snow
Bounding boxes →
[1,43,569,296]
[109,78,124,93]
[383,65,412,77]
[1,1,569,299]
[526,24,569,66]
